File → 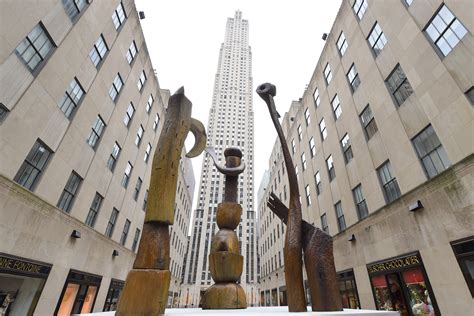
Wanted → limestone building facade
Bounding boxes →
[0,0,194,314]
[257,0,473,315]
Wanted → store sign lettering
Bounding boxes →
[0,255,50,276]
[368,255,420,274]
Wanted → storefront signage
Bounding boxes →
[367,253,421,274]
[0,253,51,278]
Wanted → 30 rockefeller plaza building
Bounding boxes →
[181,11,259,307]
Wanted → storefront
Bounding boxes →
[0,253,51,315]
[55,269,102,315]
[337,269,360,309]
[367,252,440,316]
[278,285,287,306]
[103,279,124,312]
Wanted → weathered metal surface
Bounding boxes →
[133,222,170,270]
[257,83,306,312]
[202,147,247,309]
[268,193,343,311]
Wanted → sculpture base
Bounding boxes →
[116,269,170,316]
[201,283,247,309]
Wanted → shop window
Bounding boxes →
[451,237,474,297]
[338,269,361,309]
[56,270,101,315]
[278,286,287,306]
[103,279,124,311]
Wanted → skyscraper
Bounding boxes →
[182,10,258,307]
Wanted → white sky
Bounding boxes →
[135,0,342,212]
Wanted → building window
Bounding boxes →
[451,237,474,297]
[0,103,9,122]
[103,279,124,311]
[323,63,332,85]
[301,153,307,170]
[14,140,52,190]
[89,34,108,67]
[353,0,368,20]
[85,192,103,227]
[315,171,322,195]
[304,185,312,206]
[146,94,154,113]
[120,219,131,246]
[132,229,141,252]
[309,137,316,157]
[142,190,148,211]
[377,161,401,203]
[108,73,123,102]
[123,103,135,127]
[105,208,119,238]
[133,177,142,201]
[122,162,133,188]
[144,143,152,163]
[326,155,335,181]
[58,77,85,118]
[63,0,87,21]
[368,22,387,56]
[112,2,126,30]
[57,171,82,213]
[314,88,320,107]
[15,23,54,72]
[55,270,101,315]
[137,70,147,91]
[331,94,342,120]
[304,108,310,126]
[336,31,348,56]
[335,201,346,232]
[107,142,121,171]
[319,118,327,140]
[386,64,413,106]
[340,134,353,164]
[347,64,361,92]
[466,87,474,105]
[353,185,368,220]
[152,113,160,130]
[87,116,106,149]
[426,4,468,57]
[135,125,144,146]
[338,270,361,309]
[321,213,328,233]
[405,0,413,6]
[297,125,303,141]
[412,125,451,178]
[126,40,138,64]
[360,105,378,140]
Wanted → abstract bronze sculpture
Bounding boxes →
[201,147,247,309]
[257,83,343,312]
[116,87,206,316]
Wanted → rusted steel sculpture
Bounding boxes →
[116,87,206,316]
[256,83,307,312]
[268,193,343,311]
[201,147,247,309]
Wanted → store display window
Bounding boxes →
[337,269,361,309]
[368,252,439,316]
[451,236,474,297]
[278,286,287,306]
[103,279,124,311]
[55,270,102,315]
[0,253,51,316]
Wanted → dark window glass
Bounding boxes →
[326,155,335,181]
[57,171,82,213]
[360,105,378,140]
[412,125,451,178]
[368,22,387,56]
[108,73,123,102]
[465,87,474,105]
[63,0,87,21]
[120,219,131,245]
[105,208,119,238]
[123,103,135,127]
[353,184,368,220]
[58,78,85,118]
[347,64,361,92]
[305,185,312,206]
[135,125,144,146]
[15,23,54,72]
[301,153,307,170]
[341,134,353,163]
[112,2,126,30]
[386,64,413,106]
[335,201,346,232]
[315,171,322,195]
[107,142,121,171]
[451,237,474,297]
[142,190,148,211]
[321,213,328,233]
[338,270,361,309]
[14,140,53,190]
[89,34,108,67]
[132,228,141,252]
[122,162,133,188]
[133,177,142,201]
[0,103,9,121]
[85,193,103,227]
[103,280,124,311]
[291,139,296,154]
[377,161,401,203]
[87,116,105,149]
[144,143,152,162]
[297,125,303,140]
[320,118,327,140]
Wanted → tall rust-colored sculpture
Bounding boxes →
[257,83,343,312]
[116,87,206,316]
[256,83,306,312]
[201,147,247,309]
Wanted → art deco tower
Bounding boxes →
[182,11,258,306]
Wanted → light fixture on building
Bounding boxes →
[408,200,423,212]
[139,11,146,19]
[348,234,356,242]
[322,33,328,41]
[112,250,119,257]
[71,230,81,239]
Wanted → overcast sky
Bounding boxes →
[135,0,342,212]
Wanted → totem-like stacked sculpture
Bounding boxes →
[202,147,247,309]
